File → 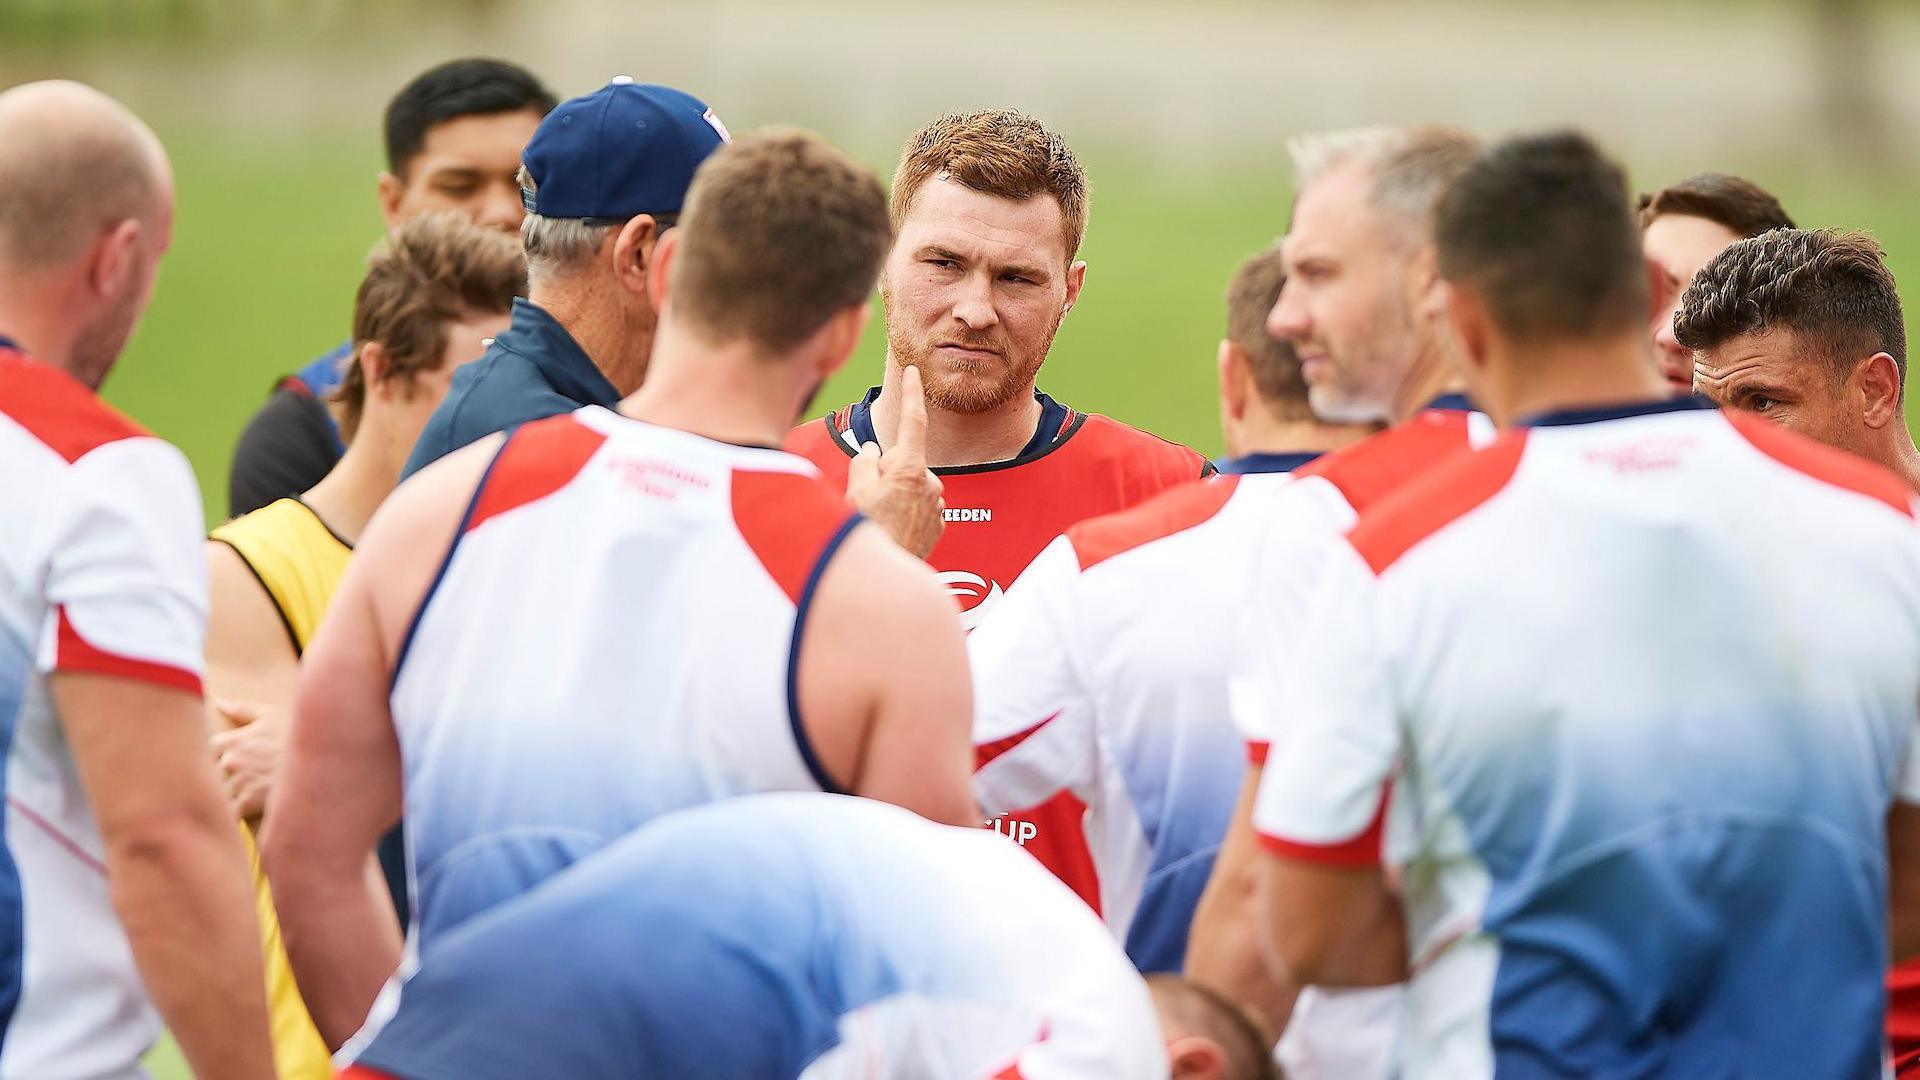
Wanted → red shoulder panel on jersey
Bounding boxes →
[463,415,609,535]
[1297,409,1472,515]
[336,1066,402,1080]
[1257,781,1392,867]
[1347,431,1528,576]
[783,415,856,483]
[54,605,202,695]
[0,349,149,464]
[1068,476,1241,571]
[731,469,859,604]
[1074,413,1211,481]
[1726,410,1914,519]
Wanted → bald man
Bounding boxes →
[0,82,274,1079]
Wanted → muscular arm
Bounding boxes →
[260,439,491,1048]
[1185,767,1297,1043]
[1259,851,1407,987]
[52,674,275,1080]
[799,524,979,827]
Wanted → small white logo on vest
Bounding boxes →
[943,507,992,523]
[938,571,1005,631]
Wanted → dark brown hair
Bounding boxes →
[1674,228,1906,399]
[334,214,526,442]
[891,109,1088,260]
[1436,130,1648,346]
[1638,173,1794,238]
[670,128,891,354]
[1224,247,1310,420]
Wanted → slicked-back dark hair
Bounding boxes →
[1675,228,1906,401]
[1224,247,1311,420]
[384,58,557,178]
[1435,130,1648,346]
[1638,173,1794,238]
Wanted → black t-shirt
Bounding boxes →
[227,380,342,518]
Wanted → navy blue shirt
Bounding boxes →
[401,298,618,480]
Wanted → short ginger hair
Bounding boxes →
[890,108,1089,262]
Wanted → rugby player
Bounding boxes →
[205,215,523,1079]
[788,108,1210,906]
[398,77,726,478]
[261,130,976,1048]
[335,795,1273,1080]
[1249,130,1920,1078]
[1637,172,1793,393]
[1180,125,1480,1072]
[1674,227,1920,1069]
[0,81,274,1078]
[1680,227,1920,491]
[227,58,554,516]
[967,245,1372,978]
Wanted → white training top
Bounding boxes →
[0,345,207,1079]
[1247,400,1920,1079]
[974,404,1487,1079]
[388,406,862,951]
[349,793,1169,1080]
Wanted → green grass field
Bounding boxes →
[112,134,1918,1078]
[107,131,1920,531]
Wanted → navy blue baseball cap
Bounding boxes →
[520,77,729,222]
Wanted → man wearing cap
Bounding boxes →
[399,76,728,480]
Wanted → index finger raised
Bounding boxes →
[893,363,929,466]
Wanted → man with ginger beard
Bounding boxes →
[787,109,1210,913]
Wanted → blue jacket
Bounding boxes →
[401,298,620,480]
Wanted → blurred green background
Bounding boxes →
[3,0,1916,1074]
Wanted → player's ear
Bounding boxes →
[376,172,407,233]
[358,340,393,392]
[1165,1034,1226,1080]
[1855,351,1903,430]
[1441,281,1491,373]
[1407,242,1445,324]
[613,214,662,299]
[817,302,869,380]
[1061,260,1087,317]
[87,218,142,302]
[645,226,678,313]
[1217,340,1249,423]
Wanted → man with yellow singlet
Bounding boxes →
[203,214,524,1077]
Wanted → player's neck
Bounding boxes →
[302,415,411,544]
[620,325,801,450]
[1871,430,1920,494]
[1483,334,1669,428]
[1229,406,1374,458]
[1389,337,1468,425]
[0,280,84,384]
[870,369,1042,468]
[531,283,653,398]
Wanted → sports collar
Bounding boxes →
[844,385,1072,461]
[1518,396,1715,428]
[0,335,19,354]
[1425,392,1477,413]
[1215,451,1322,475]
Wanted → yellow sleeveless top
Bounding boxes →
[209,498,352,1080]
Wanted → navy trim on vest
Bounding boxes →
[1425,392,1477,413]
[785,512,864,795]
[1519,396,1714,428]
[390,429,516,690]
[840,386,1080,475]
[1216,451,1321,475]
